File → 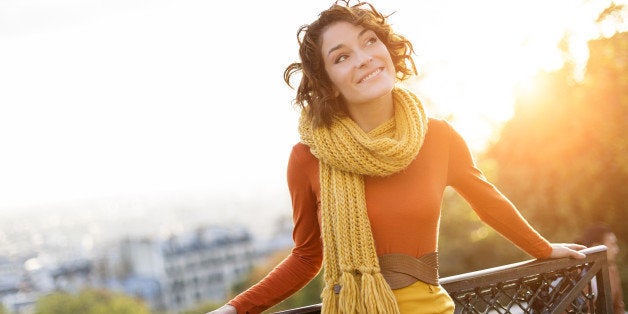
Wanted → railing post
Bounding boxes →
[595,252,614,313]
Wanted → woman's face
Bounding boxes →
[320,21,396,109]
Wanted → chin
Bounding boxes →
[363,81,394,97]
[351,88,393,104]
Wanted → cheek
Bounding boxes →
[386,55,396,73]
[376,44,393,59]
[327,68,351,89]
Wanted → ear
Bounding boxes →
[333,88,340,98]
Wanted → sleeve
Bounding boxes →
[445,122,553,259]
[228,145,323,314]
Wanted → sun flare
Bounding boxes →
[394,0,622,151]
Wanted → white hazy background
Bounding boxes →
[0,0,623,240]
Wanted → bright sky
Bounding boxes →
[0,0,624,216]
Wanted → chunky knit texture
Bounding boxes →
[299,86,428,313]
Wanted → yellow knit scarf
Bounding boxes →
[299,86,428,313]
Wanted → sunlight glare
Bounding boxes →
[1,0,625,213]
[397,0,623,151]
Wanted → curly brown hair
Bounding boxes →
[283,1,417,128]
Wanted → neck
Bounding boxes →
[347,94,394,132]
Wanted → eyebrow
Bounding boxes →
[326,28,371,57]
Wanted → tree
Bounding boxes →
[485,31,627,239]
[34,289,150,314]
[438,3,628,281]
[485,31,627,304]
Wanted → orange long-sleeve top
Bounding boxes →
[229,118,552,313]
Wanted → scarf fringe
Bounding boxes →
[362,272,400,314]
[321,285,338,314]
[322,271,400,314]
[338,271,359,313]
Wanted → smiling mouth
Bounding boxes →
[358,68,383,84]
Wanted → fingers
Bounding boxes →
[565,243,587,251]
[569,248,586,259]
[561,243,586,259]
[549,243,587,259]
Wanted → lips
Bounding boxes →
[358,67,383,84]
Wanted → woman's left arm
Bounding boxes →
[445,122,586,260]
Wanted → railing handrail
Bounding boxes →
[275,245,611,314]
[440,245,607,289]
[442,245,607,283]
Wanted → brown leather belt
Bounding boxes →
[378,252,439,289]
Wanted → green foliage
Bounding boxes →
[439,30,627,307]
[485,32,628,305]
[485,32,627,243]
[34,289,150,314]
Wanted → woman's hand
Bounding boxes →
[548,243,587,259]
[207,304,237,314]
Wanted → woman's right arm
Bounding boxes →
[209,144,323,314]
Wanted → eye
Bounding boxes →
[365,36,378,46]
[334,54,349,64]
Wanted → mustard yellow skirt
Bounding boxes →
[392,281,455,314]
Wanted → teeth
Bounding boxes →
[360,68,382,83]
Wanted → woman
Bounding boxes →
[210,2,586,313]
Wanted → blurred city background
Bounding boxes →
[0,0,626,313]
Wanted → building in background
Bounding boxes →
[108,225,256,313]
[0,224,259,314]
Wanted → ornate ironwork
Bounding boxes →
[441,246,612,314]
[275,246,612,314]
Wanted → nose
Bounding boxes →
[355,51,373,68]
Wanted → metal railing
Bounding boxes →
[276,246,612,313]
